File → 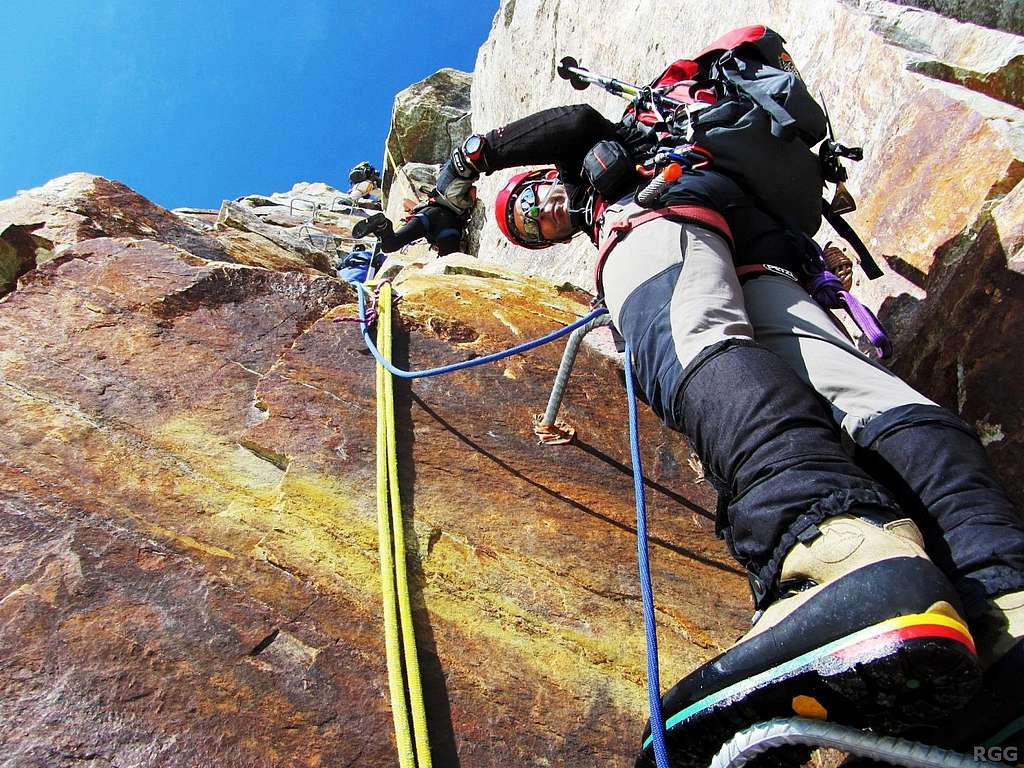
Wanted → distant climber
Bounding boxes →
[351,186,475,258]
[436,25,1024,767]
[334,246,382,284]
[347,161,382,205]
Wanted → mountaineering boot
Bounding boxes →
[852,405,1024,755]
[635,514,981,768]
[351,212,390,240]
[910,589,1024,755]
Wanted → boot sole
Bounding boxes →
[639,612,980,768]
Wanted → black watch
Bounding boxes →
[463,134,484,161]
[457,134,487,175]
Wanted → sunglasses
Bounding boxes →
[511,181,554,243]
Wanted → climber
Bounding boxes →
[334,246,383,284]
[435,26,1024,767]
[348,161,382,205]
[350,187,476,258]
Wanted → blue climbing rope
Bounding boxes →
[355,281,608,379]
[624,347,671,768]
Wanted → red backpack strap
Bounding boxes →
[694,24,769,62]
[593,205,734,297]
[637,59,701,113]
[653,59,700,88]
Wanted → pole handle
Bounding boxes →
[557,56,592,91]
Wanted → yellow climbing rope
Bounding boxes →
[375,281,433,768]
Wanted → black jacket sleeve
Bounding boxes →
[482,104,623,185]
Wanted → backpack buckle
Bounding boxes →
[829,182,858,216]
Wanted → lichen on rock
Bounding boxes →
[0,172,745,766]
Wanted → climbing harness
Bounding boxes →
[593,205,733,300]
[590,201,890,357]
[403,199,471,254]
[374,281,433,768]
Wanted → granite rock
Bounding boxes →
[384,69,473,197]
[889,0,1024,34]
[215,200,333,273]
[0,182,747,766]
[0,173,233,265]
[0,224,51,297]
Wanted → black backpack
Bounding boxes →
[625,26,851,240]
[349,161,380,185]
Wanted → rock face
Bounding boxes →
[470,0,1024,506]
[0,178,747,766]
[384,68,473,197]
[256,180,381,215]
[384,162,439,222]
[0,173,386,286]
[216,201,335,273]
[0,224,51,296]
[890,0,1024,33]
[5,4,1022,760]
[0,173,234,275]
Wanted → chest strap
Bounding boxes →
[594,204,734,298]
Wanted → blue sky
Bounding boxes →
[1,1,497,209]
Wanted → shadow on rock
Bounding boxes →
[391,325,462,768]
[877,208,1023,508]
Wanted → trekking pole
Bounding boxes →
[557,56,686,109]
[557,56,643,97]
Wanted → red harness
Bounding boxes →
[593,205,734,298]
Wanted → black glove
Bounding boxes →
[435,158,468,196]
[351,212,390,240]
[434,179,476,215]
